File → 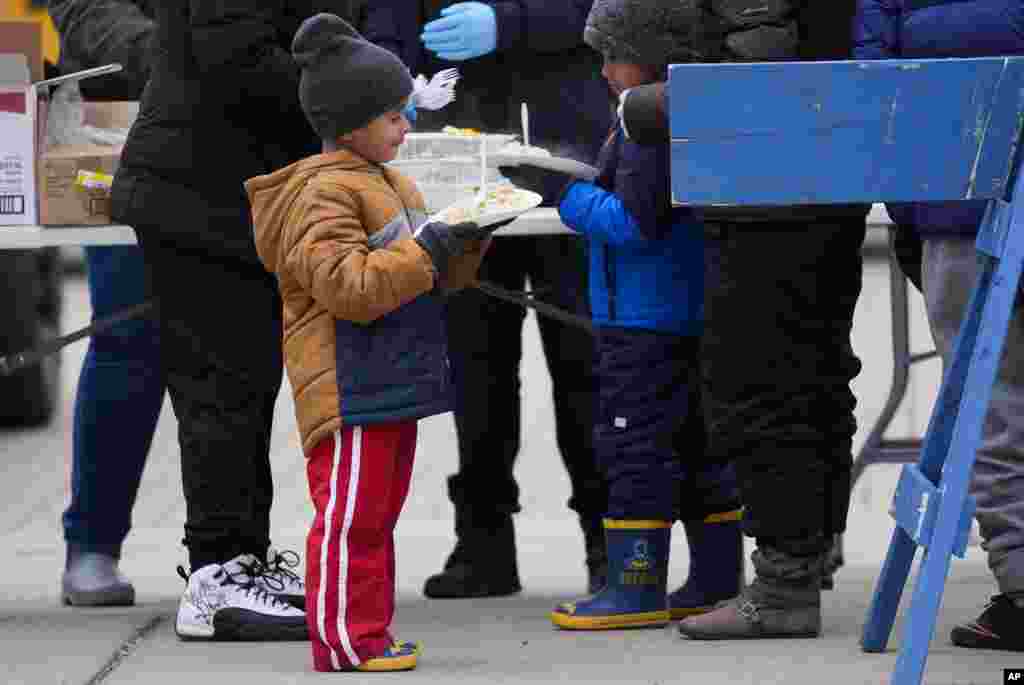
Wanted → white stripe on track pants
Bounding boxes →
[305,422,417,672]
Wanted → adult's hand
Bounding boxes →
[421,2,498,61]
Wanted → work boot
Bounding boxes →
[668,509,744,619]
[62,548,135,607]
[581,515,608,593]
[551,520,671,630]
[678,539,823,639]
[423,514,521,599]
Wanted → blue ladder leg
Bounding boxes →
[888,197,1023,685]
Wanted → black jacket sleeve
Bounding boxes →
[491,0,593,54]
[48,0,154,97]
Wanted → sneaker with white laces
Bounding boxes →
[175,562,308,641]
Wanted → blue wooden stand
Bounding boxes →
[669,56,1024,685]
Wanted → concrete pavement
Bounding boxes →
[1,246,1021,684]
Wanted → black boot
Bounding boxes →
[581,515,608,594]
[423,511,522,599]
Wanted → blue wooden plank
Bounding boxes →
[891,464,977,557]
[669,58,1024,207]
[862,525,917,653]
[976,199,1012,259]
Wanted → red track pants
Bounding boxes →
[305,422,417,671]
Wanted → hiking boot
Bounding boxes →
[61,552,135,607]
[950,594,1024,651]
[581,515,608,594]
[678,540,823,640]
[175,559,307,641]
[668,510,743,619]
[423,516,521,598]
[551,520,671,630]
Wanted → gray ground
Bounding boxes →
[0,238,1018,684]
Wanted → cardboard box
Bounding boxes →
[38,101,138,226]
[0,45,135,227]
[0,54,43,226]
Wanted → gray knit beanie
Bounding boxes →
[584,0,703,67]
[292,13,414,140]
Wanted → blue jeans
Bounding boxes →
[62,246,164,560]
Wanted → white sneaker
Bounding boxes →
[175,562,307,641]
[228,549,305,610]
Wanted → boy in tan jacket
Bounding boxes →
[245,13,495,673]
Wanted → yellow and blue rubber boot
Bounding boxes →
[668,509,744,620]
[551,520,671,630]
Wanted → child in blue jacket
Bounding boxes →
[541,0,743,630]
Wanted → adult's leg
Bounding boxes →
[920,239,1024,597]
[135,231,282,570]
[62,245,164,605]
[681,218,865,640]
[423,237,528,598]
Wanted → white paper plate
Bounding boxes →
[430,188,543,228]
[491,154,599,181]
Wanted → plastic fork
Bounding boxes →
[413,68,460,110]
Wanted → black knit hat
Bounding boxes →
[292,13,414,140]
[584,0,703,67]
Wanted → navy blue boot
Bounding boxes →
[668,510,744,620]
[551,520,671,630]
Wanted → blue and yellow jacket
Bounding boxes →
[558,122,704,335]
[853,0,1024,237]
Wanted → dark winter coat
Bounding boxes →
[48,0,155,100]
[384,0,613,174]
[853,0,1024,238]
[559,122,703,335]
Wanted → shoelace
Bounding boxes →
[177,564,290,610]
[264,550,302,592]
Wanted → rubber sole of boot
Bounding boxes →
[423,576,522,599]
[551,609,670,630]
[678,624,819,640]
[669,605,716,620]
[61,584,135,607]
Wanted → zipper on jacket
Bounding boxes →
[604,244,616,321]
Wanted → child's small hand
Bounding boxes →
[414,220,493,283]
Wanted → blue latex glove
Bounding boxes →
[421,2,497,61]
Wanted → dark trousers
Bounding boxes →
[701,219,866,551]
[135,229,283,570]
[63,246,164,559]
[444,235,607,521]
[595,327,738,521]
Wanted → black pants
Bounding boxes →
[135,229,283,570]
[595,327,739,521]
[701,219,866,550]
[444,235,607,521]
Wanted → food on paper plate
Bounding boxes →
[497,141,552,157]
[437,184,538,224]
[441,125,482,136]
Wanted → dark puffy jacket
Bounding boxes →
[559,121,703,335]
[48,0,155,100]
[389,0,613,183]
[853,0,1024,238]
[109,1,409,265]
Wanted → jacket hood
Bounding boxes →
[246,148,375,273]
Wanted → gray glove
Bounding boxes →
[414,220,492,280]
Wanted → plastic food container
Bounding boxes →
[388,132,517,213]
